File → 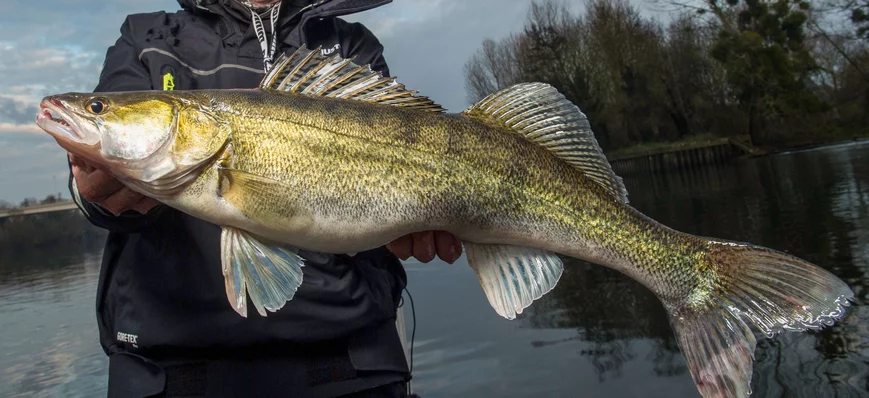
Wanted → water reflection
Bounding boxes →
[523,140,869,397]
[523,258,681,383]
[0,211,107,280]
[0,212,108,398]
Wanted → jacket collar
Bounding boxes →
[176,0,391,48]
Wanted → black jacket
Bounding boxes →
[69,1,410,396]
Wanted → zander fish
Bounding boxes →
[36,46,853,398]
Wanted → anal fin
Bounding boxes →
[221,227,305,317]
[465,243,564,320]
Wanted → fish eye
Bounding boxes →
[86,98,109,114]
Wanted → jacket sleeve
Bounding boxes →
[69,15,167,234]
[335,19,390,77]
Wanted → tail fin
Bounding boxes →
[669,242,853,397]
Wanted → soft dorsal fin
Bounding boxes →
[259,46,445,113]
[463,83,628,203]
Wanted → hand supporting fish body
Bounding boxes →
[36,46,853,398]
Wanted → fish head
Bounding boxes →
[36,91,229,184]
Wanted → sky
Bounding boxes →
[0,0,660,204]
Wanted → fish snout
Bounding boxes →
[35,96,88,144]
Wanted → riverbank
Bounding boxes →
[604,134,756,161]
[760,133,869,155]
[604,131,869,161]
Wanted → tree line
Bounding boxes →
[0,194,68,210]
[0,210,106,267]
[464,0,869,151]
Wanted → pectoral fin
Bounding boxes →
[464,242,564,320]
[221,226,305,317]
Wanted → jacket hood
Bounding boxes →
[176,0,390,23]
[176,0,391,48]
[177,0,315,11]
[178,1,310,23]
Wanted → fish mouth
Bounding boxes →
[36,98,85,143]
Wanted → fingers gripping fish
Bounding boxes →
[36,46,854,398]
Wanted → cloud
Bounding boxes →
[0,132,70,204]
[0,97,37,125]
[0,0,178,202]
[0,124,42,135]
[0,0,181,119]
[0,43,110,126]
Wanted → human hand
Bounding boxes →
[68,153,160,215]
[386,231,462,264]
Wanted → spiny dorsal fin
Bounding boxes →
[463,83,628,203]
[260,46,445,113]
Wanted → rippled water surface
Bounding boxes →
[0,250,106,398]
[1,140,868,397]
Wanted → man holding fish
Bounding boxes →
[64,0,453,396]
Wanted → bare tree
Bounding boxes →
[463,36,523,103]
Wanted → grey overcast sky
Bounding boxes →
[0,0,659,204]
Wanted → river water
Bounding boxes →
[1,140,867,397]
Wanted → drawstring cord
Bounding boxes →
[248,2,282,72]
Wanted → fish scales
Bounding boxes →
[195,89,706,302]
